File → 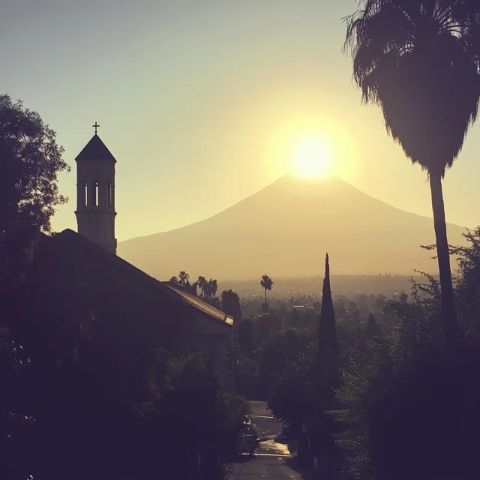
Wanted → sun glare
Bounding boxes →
[264,116,357,182]
[294,137,332,178]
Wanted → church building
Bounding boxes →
[35,125,233,375]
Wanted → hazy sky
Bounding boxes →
[2,0,480,240]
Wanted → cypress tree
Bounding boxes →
[318,253,338,353]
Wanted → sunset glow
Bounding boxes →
[293,137,332,178]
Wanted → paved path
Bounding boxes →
[227,401,312,480]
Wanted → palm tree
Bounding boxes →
[457,2,480,66]
[201,278,218,305]
[208,278,218,300]
[178,271,189,287]
[197,276,207,297]
[260,274,274,305]
[345,0,480,337]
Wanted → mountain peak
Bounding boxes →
[274,173,345,185]
[263,174,362,200]
[119,175,465,279]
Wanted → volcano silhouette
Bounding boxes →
[118,176,465,280]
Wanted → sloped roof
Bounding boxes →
[164,283,234,325]
[52,229,233,328]
[75,134,117,163]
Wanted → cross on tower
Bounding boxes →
[92,121,100,135]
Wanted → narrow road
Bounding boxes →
[227,401,312,480]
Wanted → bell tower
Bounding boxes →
[75,122,117,254]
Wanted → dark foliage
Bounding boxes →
[345,1,480,176]
[0,99,247,480]
[0,94,67,281]
[452,227,480,336]
[221,289,242,321]
[344,0,480,336]
[335,230,480,479]
[258,328,308,398]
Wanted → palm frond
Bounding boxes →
[345,0,480,175]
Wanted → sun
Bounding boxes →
[293,137,332,178]
[265,118,356,180]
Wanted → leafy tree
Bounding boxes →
[345,0,480,337]
[269,351,316,429]
[258,328,307,397]
[236,318,254,355]
[232,348,258,397]
[335,241,480,480]
[336,325,480,480]
[0,96,67,478]
[269,346,342,472]
[158,352,249,476]
[260,274,274,305]
[0,94,67,282]
[221,289,242,320]
[452,227,480,336]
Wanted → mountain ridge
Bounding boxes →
[118,175,466,280]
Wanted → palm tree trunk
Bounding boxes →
[429,171,459,338]
[264,289,267,305]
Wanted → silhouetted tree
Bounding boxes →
[221,289,242,320]
[318,253,338,353]
[259,328,307,398]
[178,270,189,287]
[336,300,480,480]
[209,278,218,299]
[451,227,480,335]
[455,1,480,66]
[202,278,218,304]
[0,94,67,282]
[0,96,68,479]
[197,275,207,297]
[260,274,274,306]
[345,0,480,338]
[237,318,254,355]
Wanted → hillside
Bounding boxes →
[118,176,466,280]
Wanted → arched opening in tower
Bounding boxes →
[91,181,99,207]
[108,183,113,207]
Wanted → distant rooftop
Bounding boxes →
[76,134,116,163]
[164,282,234,326]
